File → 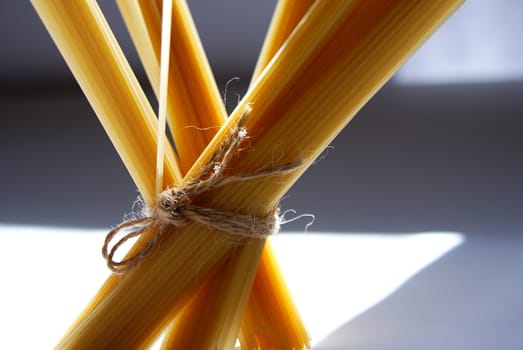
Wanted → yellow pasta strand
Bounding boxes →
[160,1,317,347]
[241,1,316,348]
[252,0,315,82]
[31,0,181,203]
[117,0,227,174]
[29,0,183,340]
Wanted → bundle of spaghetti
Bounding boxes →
[29,1,309,347]
[31,0,463,348]
[117,1,311,348]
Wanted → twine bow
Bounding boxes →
[102,110,303,273]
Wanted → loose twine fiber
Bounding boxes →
[102,108,303,273]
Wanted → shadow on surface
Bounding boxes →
[315,232,523,349]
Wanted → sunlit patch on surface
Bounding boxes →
[0,225,463,349]
[271,232,464,346]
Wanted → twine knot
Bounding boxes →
[102,108,303,273]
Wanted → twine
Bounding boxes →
[102,108,303,273]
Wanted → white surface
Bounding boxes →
[0,224,463,349]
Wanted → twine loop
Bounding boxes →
[102,109,303,273]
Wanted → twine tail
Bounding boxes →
[102,217,159,273]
